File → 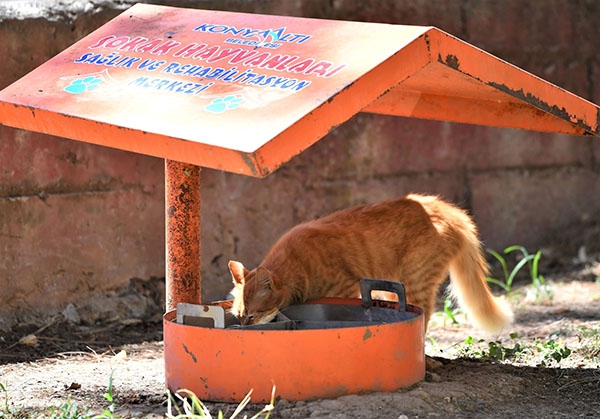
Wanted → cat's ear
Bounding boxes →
[256,266,281,291]
[228,260,248,285]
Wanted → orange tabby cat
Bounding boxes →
[228,194,513,332]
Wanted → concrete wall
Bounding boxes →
[1,0,599,328]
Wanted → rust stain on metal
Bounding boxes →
[260,166,271,177]
[488,82,598,134]
[423,33,431,50]
[239,152,259,177]
[438,53,460,70]
[325,80,355,105]
[181,343,197,363]
[165,160,201,311]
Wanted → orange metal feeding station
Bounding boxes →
[1,3,599,402]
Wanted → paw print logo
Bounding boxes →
[64,76,103,94]
[204,95,244,114]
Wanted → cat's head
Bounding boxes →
[228,260,285,325]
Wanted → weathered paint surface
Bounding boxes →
[164,299,425,402]
[165,160,200,310]
[1,4,597,179]
[0,4,429,177]
[364,30,600,137]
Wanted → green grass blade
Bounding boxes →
[507,254,534,288]
[167,389,210,418]
[531,250,542,281]
[486,249,510,284]
[1,382,8,414]
[504,245,528,257]
[443,298,459,324]
[486,277,510,292]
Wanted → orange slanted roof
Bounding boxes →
[0,4,598,177]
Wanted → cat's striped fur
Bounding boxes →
[229,194,513,332]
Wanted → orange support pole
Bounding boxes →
[165,159,201,311]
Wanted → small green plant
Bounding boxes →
[0,382,27,419]
[458,336,486,359]
[425,335,445,358]
[48,369,115,419]
[49,397,92,419]
[459,333,525,361]
[487,332,527,361]
[534,339,572,366]
[167,386,275,419]
[486,245,552,301]
[527,249,553,302]
[457,333,571,366]
[442,297,460,325]
[95,369,116,419]
[0,382,8,417]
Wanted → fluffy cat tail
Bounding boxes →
[448,222,514,334]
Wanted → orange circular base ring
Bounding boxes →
[164,299,425,402]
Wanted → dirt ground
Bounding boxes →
[1,260,600,418]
